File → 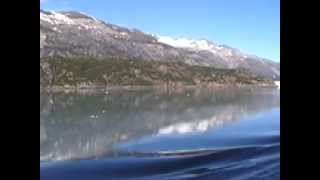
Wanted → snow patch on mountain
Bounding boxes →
[157,36,218,53]
[40,11,75,25]
[156,35,250,61]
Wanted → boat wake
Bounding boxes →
[41,137,279,180]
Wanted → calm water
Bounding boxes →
[40,87,280,180]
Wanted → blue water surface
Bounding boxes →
[40,88,280,180]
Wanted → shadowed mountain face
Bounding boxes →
[40,57,275,87]
[40,10,279,80]
[40,88,280,161]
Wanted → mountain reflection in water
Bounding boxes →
[40,88,279,162]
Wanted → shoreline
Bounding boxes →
[40,83,278,93]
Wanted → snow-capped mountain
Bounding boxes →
[157,36,247,63]
[156,36,280,78]
[40,10,279,79]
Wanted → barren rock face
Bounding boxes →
[40,10,279,80]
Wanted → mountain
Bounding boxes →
[157,36,280,78]
[40,10,279,88]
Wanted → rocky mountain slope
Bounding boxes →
[40,10,279,87]
[40,57,274,88]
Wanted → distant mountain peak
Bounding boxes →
[58,11,99,21]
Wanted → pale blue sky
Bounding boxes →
[41,0,280,62]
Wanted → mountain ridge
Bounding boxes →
[40,9,280,86]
